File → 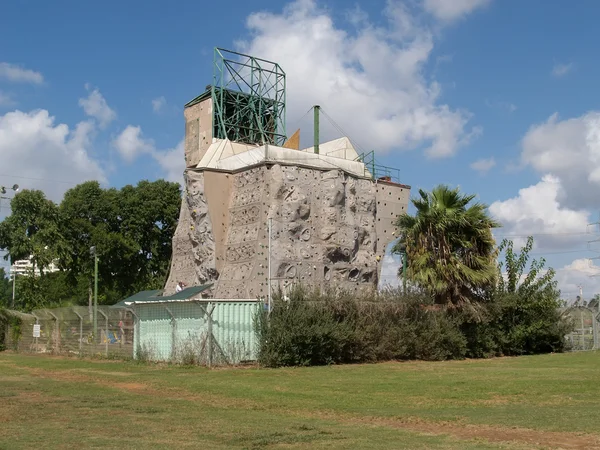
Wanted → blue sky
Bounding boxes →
[1,0,600,298]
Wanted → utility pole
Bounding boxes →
[90,246,98,338]
[587,213,600,276]
[1,185,20,308]
[11,269,15,308]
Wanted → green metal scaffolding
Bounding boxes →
[212,48,287,146]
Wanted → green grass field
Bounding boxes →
[1,352,599,449]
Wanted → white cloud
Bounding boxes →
[520,112,600,209]
[379,250,402,289]
[78,85,116,128]
[470,157,495,174]
[489,175,591,250]
[0,62,44,84]
[552,62,573,78]
[112,126,184,183]
[555,259,600,300]
[0,109,106,202]
[423,0,491,22]
[152,140,185,183]
[238,0,481,158]
[152,96,166,113]
[112,125,154,163]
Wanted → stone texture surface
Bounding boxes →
[165,171,219,293]
[166,162,409,298]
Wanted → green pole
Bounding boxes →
[314,105,320,155]
[94,253,98,339]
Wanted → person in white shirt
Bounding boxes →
[175,281,185,292]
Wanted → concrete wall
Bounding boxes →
[374,181,410,279]
[184,98,213,168]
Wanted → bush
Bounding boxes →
[255,279,571,368]
[0,309,22,352]
[256,287,467,368]
[256,287,355,367]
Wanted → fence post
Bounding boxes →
[72,309,83,354]
[97,309,108,357]
[593,312,599,350]
[126,307,139,360]
[581,310,586,350]
[207,302,215,368]
[47,311,59,354]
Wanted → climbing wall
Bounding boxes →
[214,166,268,299]
[165,171,219,293]
[213,164,380,298]
[166,164,410,297]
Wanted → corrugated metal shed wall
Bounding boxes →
[132,300,260,363]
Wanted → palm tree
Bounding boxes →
[393,185,500,309]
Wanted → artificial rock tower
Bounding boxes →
[165,49,410,298]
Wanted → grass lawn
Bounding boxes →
[1,352,599,449]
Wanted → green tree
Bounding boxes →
[118,179,181,291]
[0,180,181,309]
[393,185,500,309]
[59,181,129,304]
[0,190,65,274]
[493,236,570,354]
[59,180,181,303]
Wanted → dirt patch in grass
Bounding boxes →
[0,376,26,382]
[74,369,134,377]
[297,411,600,450]
[472,394,522,406]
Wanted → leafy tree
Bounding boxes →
[0,179,181,309]
[393,185,500,310]
[59,179,181,303]
[0,190,65,274]
[493,236,570,354]
[117,180,181,291]
[59,181,132,304]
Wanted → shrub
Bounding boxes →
[256,287,468,368]
[0,309,22,352]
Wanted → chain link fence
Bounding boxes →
[1,300,261,365]
[562,306,600,351]
[2,306,134,358]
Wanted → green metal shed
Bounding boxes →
[113,286,261,365]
